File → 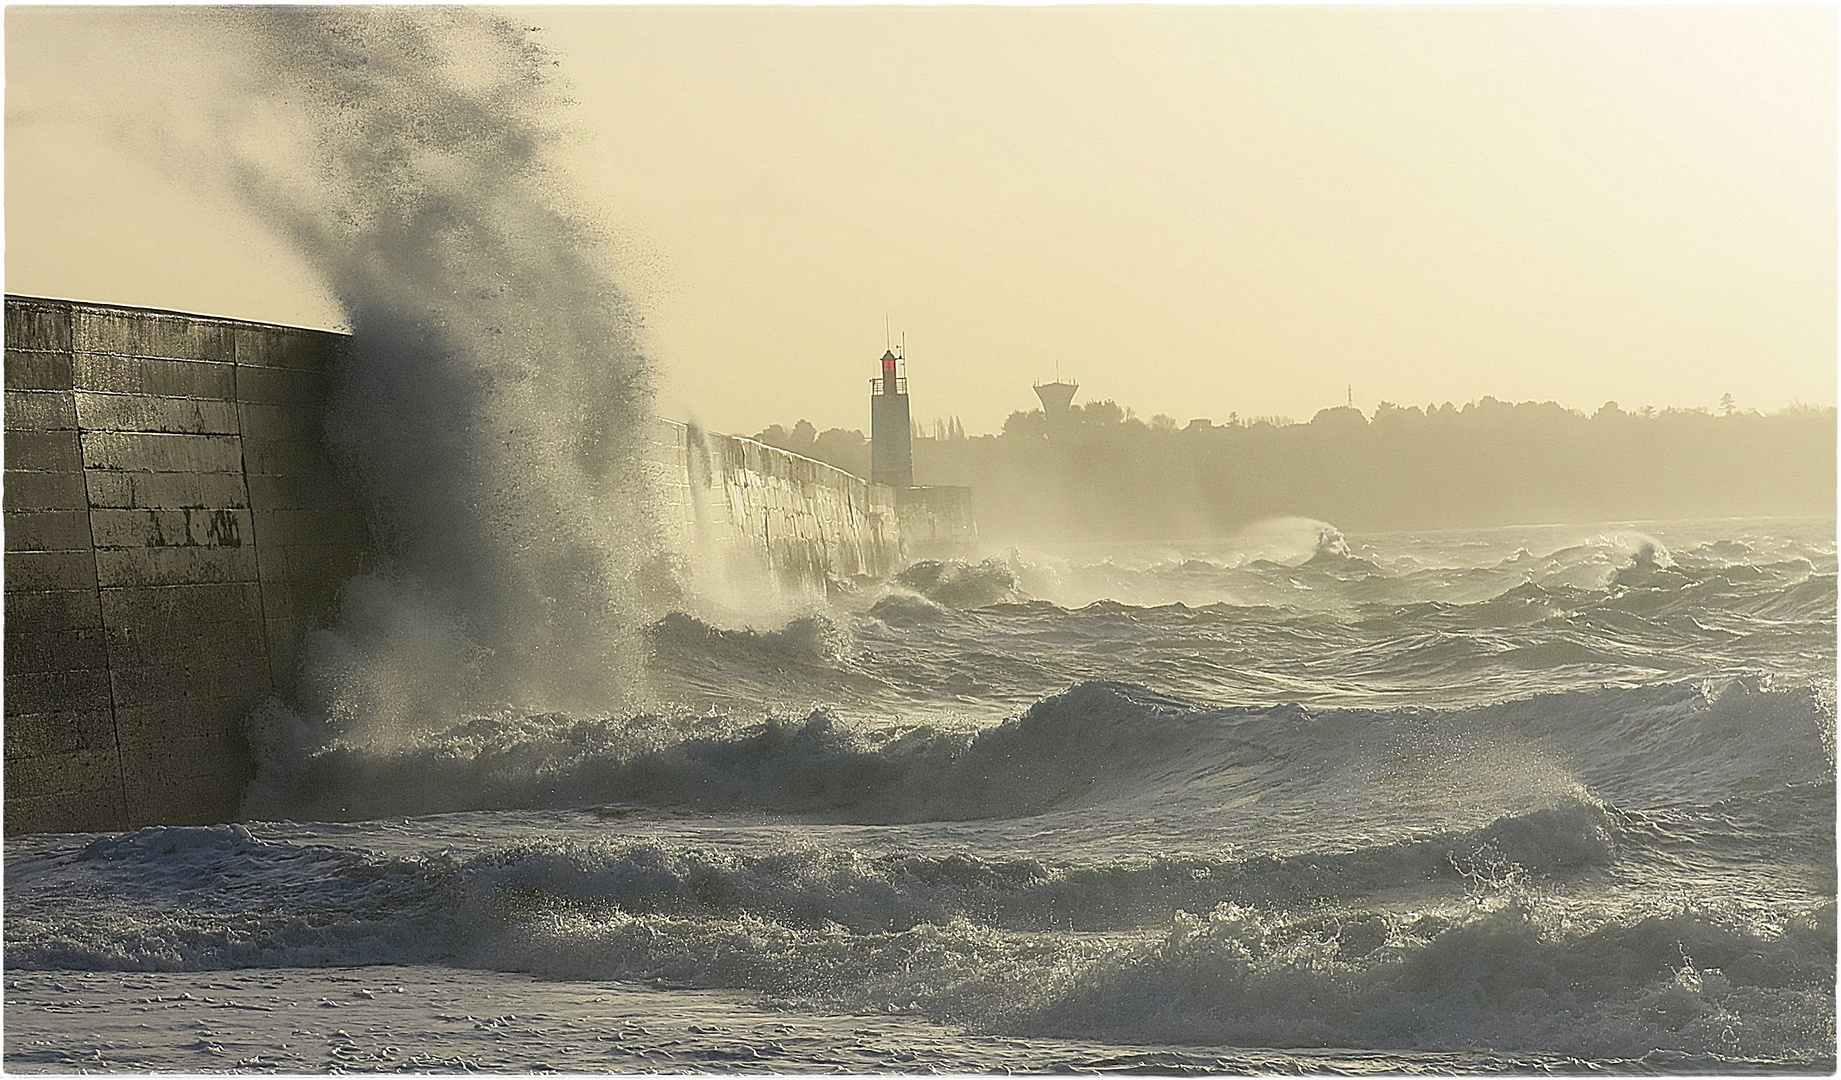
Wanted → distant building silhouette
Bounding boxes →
[1034,378,1079,415]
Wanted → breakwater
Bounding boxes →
[4,297,368,834]
[3,296,974,834]
[650,419,901,597]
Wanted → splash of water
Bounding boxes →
[1232,516,1353,565]
[194,9,663,737]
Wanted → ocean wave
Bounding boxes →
[894,558,1022,608]
[0,801,1619,971]
[1020,898,1836,1061]
[648,611,853,664]
[449,802,1614,932]
[10,823,1828,1063]
[239,677,1833,825]
[983,523,1832,619]
[867,592,948,625]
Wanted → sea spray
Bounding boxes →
[21,8,679,815]
[218,10,660,738]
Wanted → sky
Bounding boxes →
[6,5,1836,437]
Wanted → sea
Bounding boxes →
[5,516,1835,1073]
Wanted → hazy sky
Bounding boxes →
[7,5,1835,436]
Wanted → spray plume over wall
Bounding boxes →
[196,9,661,736]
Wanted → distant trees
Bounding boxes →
[752,421,871,478]
[755,398,1836,541]
[927,417,968,442]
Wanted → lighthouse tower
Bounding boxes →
[869,347,913,488]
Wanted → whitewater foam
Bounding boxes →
[10,518,1834,1069]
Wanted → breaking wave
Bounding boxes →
[241,677,1831,827]
[7,817,1831,1064]
[1024,898,1835,1063]
[894,558,1024,608]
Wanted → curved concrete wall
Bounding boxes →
[647,418,902,597]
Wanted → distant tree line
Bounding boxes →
[755,397,1837,540]
[753,419,874,479]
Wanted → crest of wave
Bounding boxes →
[145,9,662,742]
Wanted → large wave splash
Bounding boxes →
[122,11,664,754]
[242,11,658,730]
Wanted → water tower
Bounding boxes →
[870,347,913,488]
[1034,378,1078,415]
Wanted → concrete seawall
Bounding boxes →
[4,296,369,834]
[648,418,903,597]
[4,296,973,835]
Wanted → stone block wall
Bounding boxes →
[4,296,369,834]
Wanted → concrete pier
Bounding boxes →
[4,296,977,835]
[4,296,368,834]
[649,419,904,594]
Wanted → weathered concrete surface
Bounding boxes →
[5,296,369,835]
[648,419,902,596]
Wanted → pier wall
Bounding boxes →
[4,296,367,834]
[5,296,972,834]
[647,419,902,596]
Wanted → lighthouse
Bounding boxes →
[869,347,913,488]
